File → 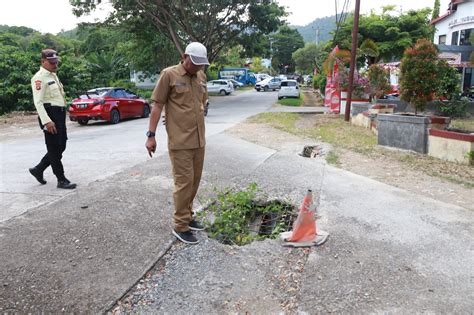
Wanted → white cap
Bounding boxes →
[184,42,210,65]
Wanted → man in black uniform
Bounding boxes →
[29,49,76,189]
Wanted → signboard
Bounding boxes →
[439,52,462,65]
[448,15,474,28]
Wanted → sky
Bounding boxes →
[0,0,452,34]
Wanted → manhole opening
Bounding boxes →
[300,145,323,158]
[199,184,297,246]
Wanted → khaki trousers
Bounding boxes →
[168,146,205,232]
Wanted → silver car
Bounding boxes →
[278,80,300,99]
[207,80,233,95]
[255,77,282,91]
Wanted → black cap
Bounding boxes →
[41,49,59,64]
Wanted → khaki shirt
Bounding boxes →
[31,67,66,125]
[151,63,208,150]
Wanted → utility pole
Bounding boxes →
[344,0,361,122]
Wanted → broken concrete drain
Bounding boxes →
[300,145,323,158]
[199,183,297,246]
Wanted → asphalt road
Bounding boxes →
[0,89,275,222]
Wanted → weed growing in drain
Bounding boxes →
[199,183,296,246]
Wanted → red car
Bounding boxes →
[69,87,150,125]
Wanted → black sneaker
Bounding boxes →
[189,219,205,231]
[57,179,77,189]
[172,229,199,244]
[29,167,46,185]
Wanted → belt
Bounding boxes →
[44,103,66,112]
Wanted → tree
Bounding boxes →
[432,0,440,20]
[399,39,439,113]
[271,25,304,73]
[70,0,286,63]
[330,8,432,62]
[359,38,379,66]
[292,43,327,74]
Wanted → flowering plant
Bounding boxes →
[337,67,369,99]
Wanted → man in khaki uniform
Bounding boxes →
[29,49,76,189]
[145,42,209,244]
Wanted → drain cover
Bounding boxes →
[300,145,322,158]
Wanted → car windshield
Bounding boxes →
[281,81,297,87]
[87,89,110,97]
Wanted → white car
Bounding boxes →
[207,80,233,95]
[278,80,300,99]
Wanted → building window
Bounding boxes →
[439,35,447,44]
[459,28,473,46]
[451,31,459,45]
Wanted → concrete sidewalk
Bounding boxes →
[0,134,275,312]
[1,127,473,313]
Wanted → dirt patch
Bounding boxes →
[0,111,79,142]
[226,119,474,211]
[301,88,322,107]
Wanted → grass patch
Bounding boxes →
[326,151,339,165]
[249,112,300,134]
[277,93,304,106]
[450,117,474,132]
[249,112,474,188]
[251,113,377,153]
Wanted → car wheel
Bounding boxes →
[263,86,269,92]
[219,89,226,95]
[77,119,89,125]
[110,109,120,124]
[142,104,150,118]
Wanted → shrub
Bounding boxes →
[367,64,391,100]
[434,99,468,118]
[400,38,440,114]
[313,73,326,95]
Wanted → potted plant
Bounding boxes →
[377,39,450,153]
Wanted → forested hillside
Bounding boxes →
[294,15,336,44]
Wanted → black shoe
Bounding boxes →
[189,219,205,231]
[57,179,77,189]
[29,167,46,185]
[172,229,199,244]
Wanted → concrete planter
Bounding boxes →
[340,100,369,116]
[428,129,474,165]
[377,114,450,154]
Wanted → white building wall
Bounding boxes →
[433,1,474,45]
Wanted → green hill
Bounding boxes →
[293,15,336,44]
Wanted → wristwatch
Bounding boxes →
[146,131,156,137]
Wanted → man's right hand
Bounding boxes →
[146,137,157,158]
[45,121,57,134]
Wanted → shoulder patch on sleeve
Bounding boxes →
[35,80,42,90]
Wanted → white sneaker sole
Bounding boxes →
[172,230,199,244]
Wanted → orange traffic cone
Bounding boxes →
[288,189,316,242]
[280,189,329,247]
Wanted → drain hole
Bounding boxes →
[300,145,323,158]
[200,184,297,246]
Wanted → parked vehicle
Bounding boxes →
[278,80,300,99]
[228,79,244,89]
[255,77,282,91]
[69,87,149,125]
[207,80,233,95]
[255,73,271,82]
[218,68,256,85]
